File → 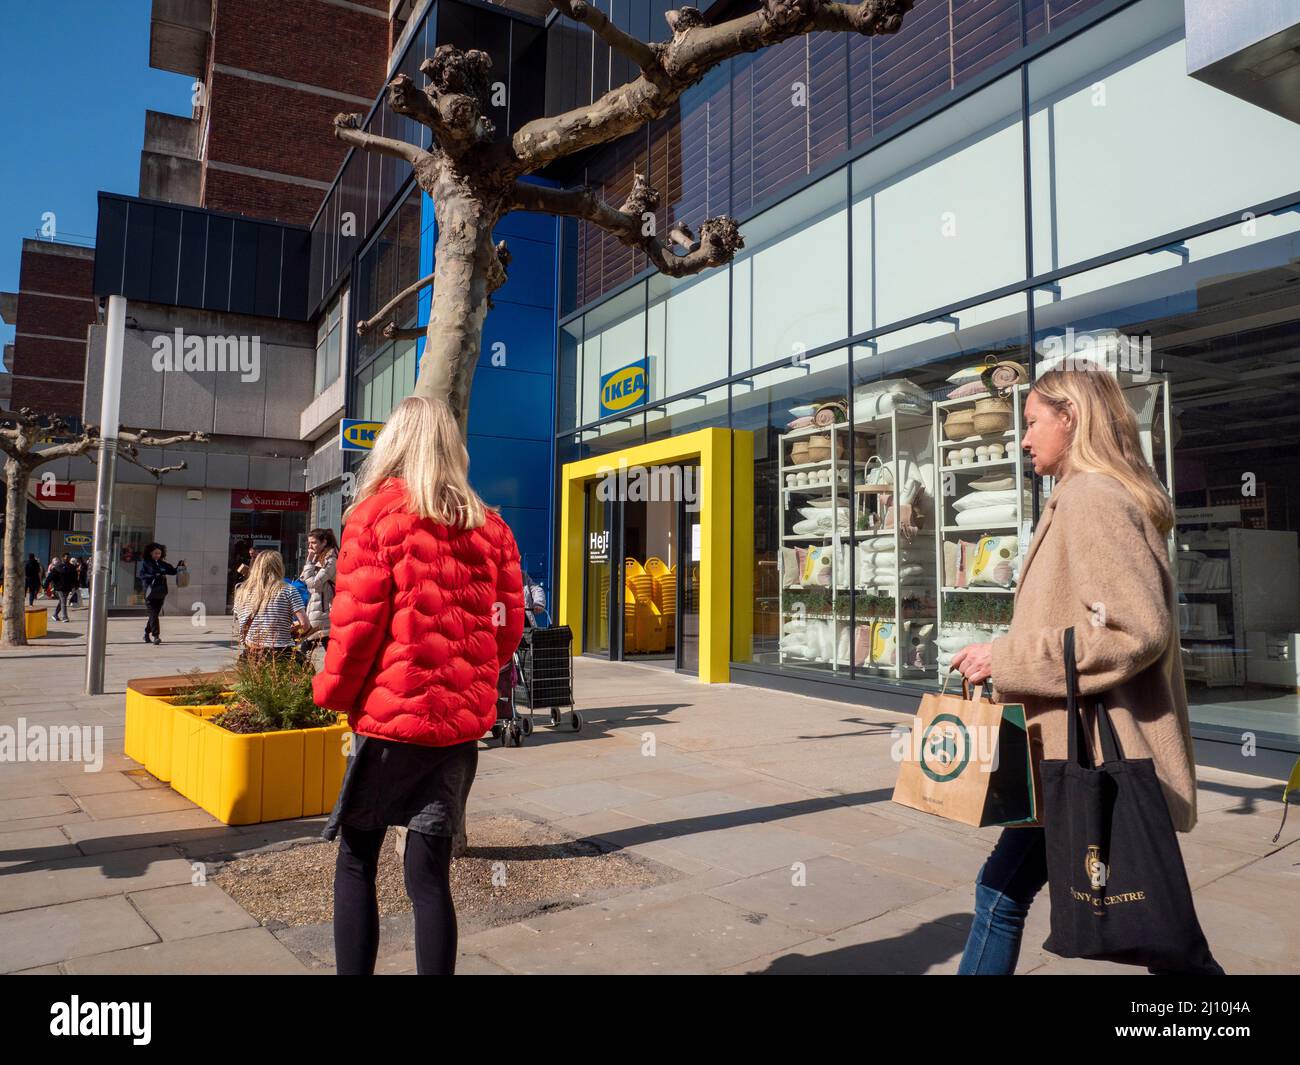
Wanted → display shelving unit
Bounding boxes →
[849,408,937,680]
[776,420,865,674]
[931,383,1030,681]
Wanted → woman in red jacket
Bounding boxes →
[314,395,525,975]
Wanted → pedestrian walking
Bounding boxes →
[48,555,77,622]
[314,396,524,976]
[298,528,338,657]
[139,543,177,645]
[950,367,1221,976]
[233,550,308,664]
[68,557,82,606]
[23,554,41,607]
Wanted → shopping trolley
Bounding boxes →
[515,615,581,734]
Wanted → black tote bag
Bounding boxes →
[1040,628,1221,973]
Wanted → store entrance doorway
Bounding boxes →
[582,464,700,673]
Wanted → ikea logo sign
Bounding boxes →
[600,359,648,417]
[340,419,385,452]
[64,534,91,547]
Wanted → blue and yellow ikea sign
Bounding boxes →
[340,419,385,452]
[600,358,648,417]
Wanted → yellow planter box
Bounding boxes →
[170,705,349,825]
[24,606,47,639]
[125,685,349,825]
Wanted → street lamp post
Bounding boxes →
[86,295,126,695]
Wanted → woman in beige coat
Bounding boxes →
[950,366,1221,975]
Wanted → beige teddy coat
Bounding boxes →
[990,470,1198,832]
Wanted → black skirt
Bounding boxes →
[322,734,478,842]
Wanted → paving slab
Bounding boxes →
[64,809,238,855]
[0,845,196,913]
[127,883,260,940]
[0,895,159,973]
[706,854,947,936]
[0,826,81,868]
[723,907,971,975]
[63,926,313,974]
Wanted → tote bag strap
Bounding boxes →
[1063,626,1123,767]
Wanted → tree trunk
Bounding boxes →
[2,458,32,648]
[411,177,500,434]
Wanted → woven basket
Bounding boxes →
[805,433,844,462]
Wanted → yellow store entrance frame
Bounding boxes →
[559,427,754,683]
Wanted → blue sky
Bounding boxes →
[0,0,193,359]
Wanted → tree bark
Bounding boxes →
[410,170,505,434]
[2,458,32,648]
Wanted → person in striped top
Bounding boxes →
[234,551,309,662]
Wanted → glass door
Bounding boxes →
[582,480,613,656]
[677,465,701,673]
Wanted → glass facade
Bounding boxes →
[555,0,1300,751]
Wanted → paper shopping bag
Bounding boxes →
[891,676,1039,828]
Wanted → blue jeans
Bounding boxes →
[958,827,1048,975]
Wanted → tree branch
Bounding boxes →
[382,324,426,341]
[358,272,436,337]
[512,0,913,171]
[550,0,661,72]
[332,112,430,165]
[511,176,744,279]
[118,429,209,449]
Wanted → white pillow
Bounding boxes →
[952,488,1024,512]
[853,379,931,419]
[968,474,1016,492]
[798,505,847,520]
[955,503,1020,527]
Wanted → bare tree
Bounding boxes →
[0,407,207,647]
[338,0,913,432]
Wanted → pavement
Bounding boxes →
[1,602,1297,975]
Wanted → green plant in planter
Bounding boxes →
[212,653,336,734]
[172,668,233,707]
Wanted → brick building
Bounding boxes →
[0,240,97,415]
[144,0,389,224]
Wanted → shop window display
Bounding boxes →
[730,350,856,675]
[1034,210,1300,743]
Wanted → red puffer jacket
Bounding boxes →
[312,477,525,747]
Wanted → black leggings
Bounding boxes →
[333,824,458,975]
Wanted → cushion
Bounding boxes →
[968,474,1016,492]
[946,365,986,384]
[953,488,1025,512]
[955,503,1020,527]
[947,380,988,399]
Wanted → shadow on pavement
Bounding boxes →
[748,914,970,974]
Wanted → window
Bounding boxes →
[314,288,347,394]
[852,73,1026,331]
[1028,0,1300,275]
[731,178,849,372]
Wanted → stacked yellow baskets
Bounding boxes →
[624,557,667,652]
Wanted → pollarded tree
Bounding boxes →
[0,407,207,647]
[336,0,913,433]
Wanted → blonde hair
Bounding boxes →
[235,550,288,622]
[345,396,487,528]
[1030,367,1174,537]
